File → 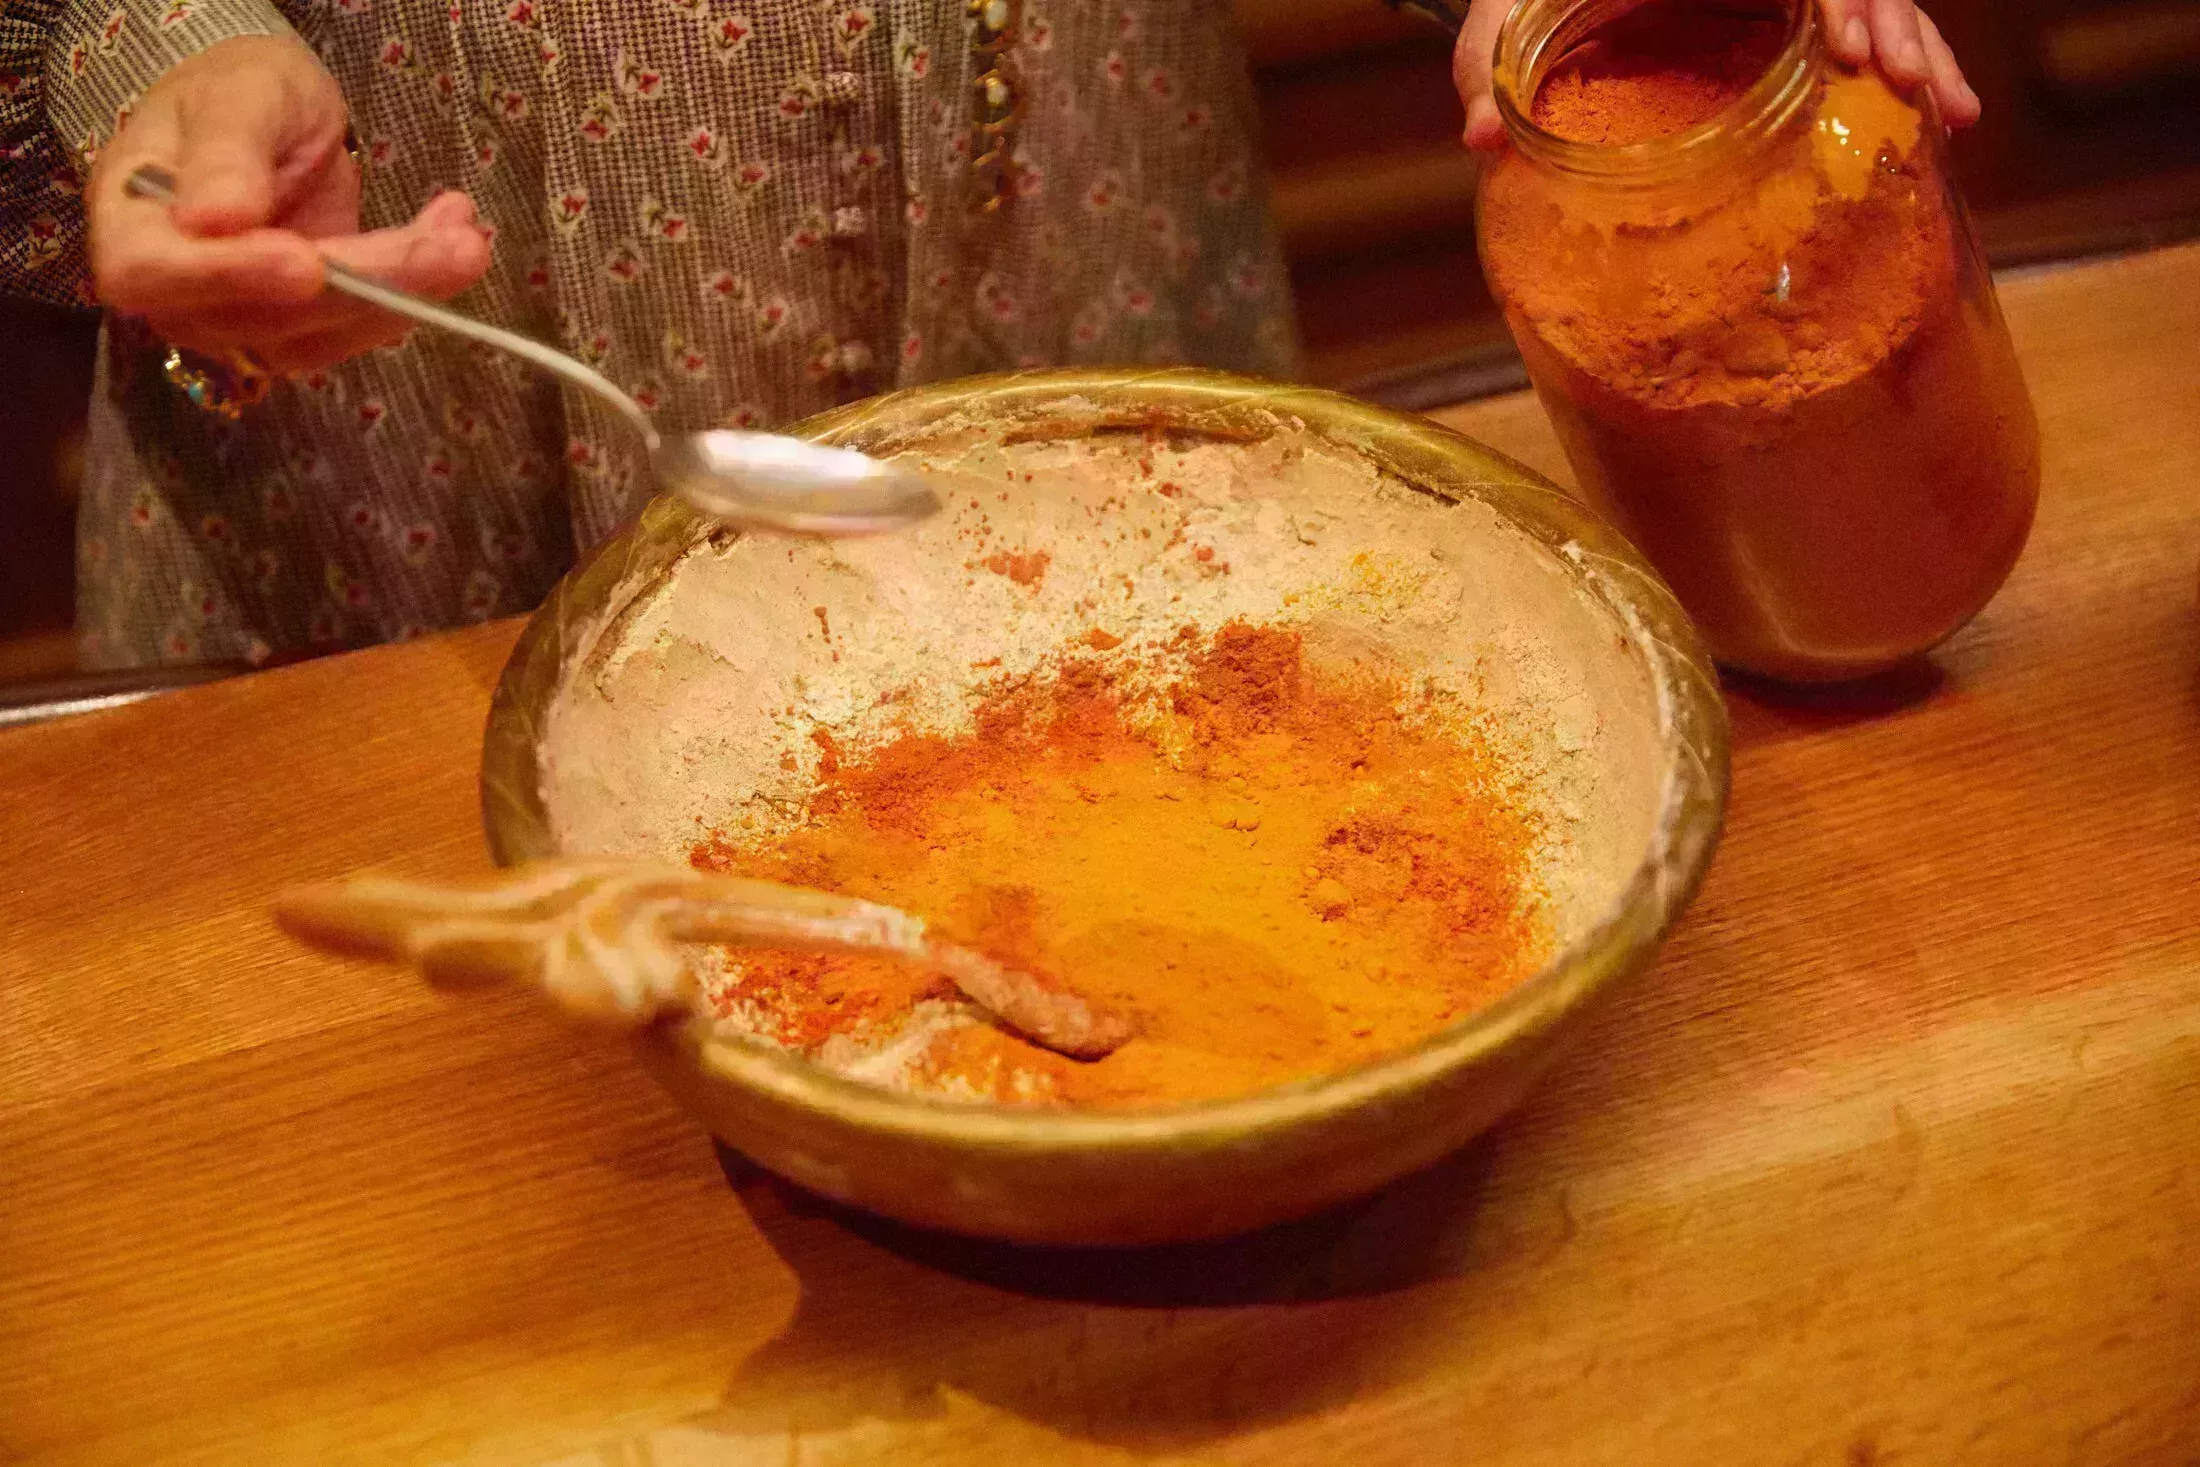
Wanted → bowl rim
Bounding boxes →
[481,366,1730,1154]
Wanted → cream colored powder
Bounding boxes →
[536,417,1669,1094]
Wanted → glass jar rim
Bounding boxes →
[1492,0,1822,183]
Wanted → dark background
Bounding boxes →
[6,0,2196,681]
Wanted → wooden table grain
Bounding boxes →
[4,244,2197,1467]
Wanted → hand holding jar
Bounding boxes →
[1463,0,2039,682]
[1452,0,1982,148]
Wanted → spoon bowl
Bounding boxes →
[654,431,944,536]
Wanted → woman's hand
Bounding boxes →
[87,35,491,374]
[1451,0,1982,151]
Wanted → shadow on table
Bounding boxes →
[715,1138,1501,1306]
[691,1136,1512,1448]
[1722,654,1950,748]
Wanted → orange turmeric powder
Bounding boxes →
[1477,0,2038,681]
[692,622,1549,1109]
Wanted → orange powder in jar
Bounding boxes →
[1530,1,1789,144]
[691,623,1551,1109]
[1478,0,2039,681]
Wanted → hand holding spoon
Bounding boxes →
[125,164,940,537]
[275,859,1134,1060]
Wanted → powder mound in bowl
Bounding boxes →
[535,420,1671,1112]
[690,620,1549,1109]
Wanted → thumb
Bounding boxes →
[1454,0,1510,149]
[172,79,293,236]
[322,194,493,299]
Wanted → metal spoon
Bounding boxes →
[124,164,941,536]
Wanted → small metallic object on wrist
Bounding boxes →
[162,346,272,419]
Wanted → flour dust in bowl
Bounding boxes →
[489,371,1727,1243]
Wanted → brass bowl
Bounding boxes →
[481,369,1729,1245]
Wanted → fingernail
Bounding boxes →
[1900,42,1927,77]
[1843,18,1868,54]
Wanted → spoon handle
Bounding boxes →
[274,858,1133,1060]
[123,163,658,448]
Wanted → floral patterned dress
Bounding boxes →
[0,0,1294,668]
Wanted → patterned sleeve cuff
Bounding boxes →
[0,0,289,306]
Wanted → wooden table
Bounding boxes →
[5,245,2198,1467]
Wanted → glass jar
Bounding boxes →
[1476,0,2040,682]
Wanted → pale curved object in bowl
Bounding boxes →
[479,367,1731,1246]
[273,858,1133,1058]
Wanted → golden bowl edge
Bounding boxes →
[479,367,1731,1246]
